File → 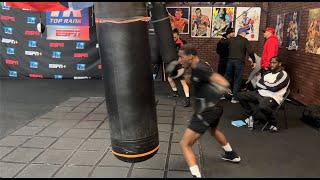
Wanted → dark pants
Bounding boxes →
[226,59,244,99]
[238,91,279,126]
[218,57,228,76]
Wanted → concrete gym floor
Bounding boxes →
[0,79,319,178]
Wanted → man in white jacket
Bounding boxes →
[238,57,290,132]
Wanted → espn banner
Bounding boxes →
[0,5,101,80]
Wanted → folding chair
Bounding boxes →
[261,89,290,131]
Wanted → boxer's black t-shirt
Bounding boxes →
[191,60,213,98]
[191,60,222,111]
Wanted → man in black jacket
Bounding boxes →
[216,28,235,76]
[226,28,256,103]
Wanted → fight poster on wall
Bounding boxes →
[211,7,235,38]
[275,13,285,47]
[46,8,90,41]
[235,7,261,41]
[166,7,190,34]
[191,7,212,38]
[305,8,320,55]
[286,11,301,51]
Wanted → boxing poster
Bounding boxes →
[211,7,235,38]
[235,7,261,41]
[275,13,285,47]
[166,7,190,34]
[286,11,301,51]
[305,8,320,55]
[191,7,212,38]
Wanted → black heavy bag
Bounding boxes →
[94,2,159,163]
[150,2,178,63]
[148,26,162,64]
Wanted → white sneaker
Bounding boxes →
[231,98,239,103]
[220,96,226,100]
[269,125,278,132]
[245,116,253,128]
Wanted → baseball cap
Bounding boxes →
[237,28,249,35]
[264,27,275,34]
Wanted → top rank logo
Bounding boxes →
[27,17,36,24]
[76,42,85,49]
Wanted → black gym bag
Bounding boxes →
[301,105,320,129]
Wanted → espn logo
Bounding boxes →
[2,5,10,10]
[9,71,17,77]
[5,59,19,65]
[3,27,13,34]
[25,51,42,56]
[56,29,80,37]
[48,64,66,69]
[29,61,39,69]
[29,73,43,78]
[74,53,88,58]
[0,15,15,21]
[2,38,18,44]
[76,64,86,71]
[7,48,15,55]
[74,76,90,80]
[76,42,85,49]
[27,17,36,24]
[25,30,40,36]
[49,43,65,48]
[54,75,63,80]
[52,51,62,59]
[28,40,37,48]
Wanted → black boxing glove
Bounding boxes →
[166,61,185,79]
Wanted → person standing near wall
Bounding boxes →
[261,27,279,73]
[226,28,256,103]
[216,28,235,76]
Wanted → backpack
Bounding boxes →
[301,105,320,129]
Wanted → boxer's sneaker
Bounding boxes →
[221,150,241,163]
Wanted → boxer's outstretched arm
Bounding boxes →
[209,72,230,88]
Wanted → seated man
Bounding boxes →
[238,57,290,132]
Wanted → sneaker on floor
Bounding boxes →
[184,97,191,107]
[231,98,239,104]
[269,125,278,133]
[221,151,241,163]
[168,91,179,98]
[220,96,226,100]
[245,116,254,128]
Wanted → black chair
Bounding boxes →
[261,89,291,131]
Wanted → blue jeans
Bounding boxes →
[225,59,244,100]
